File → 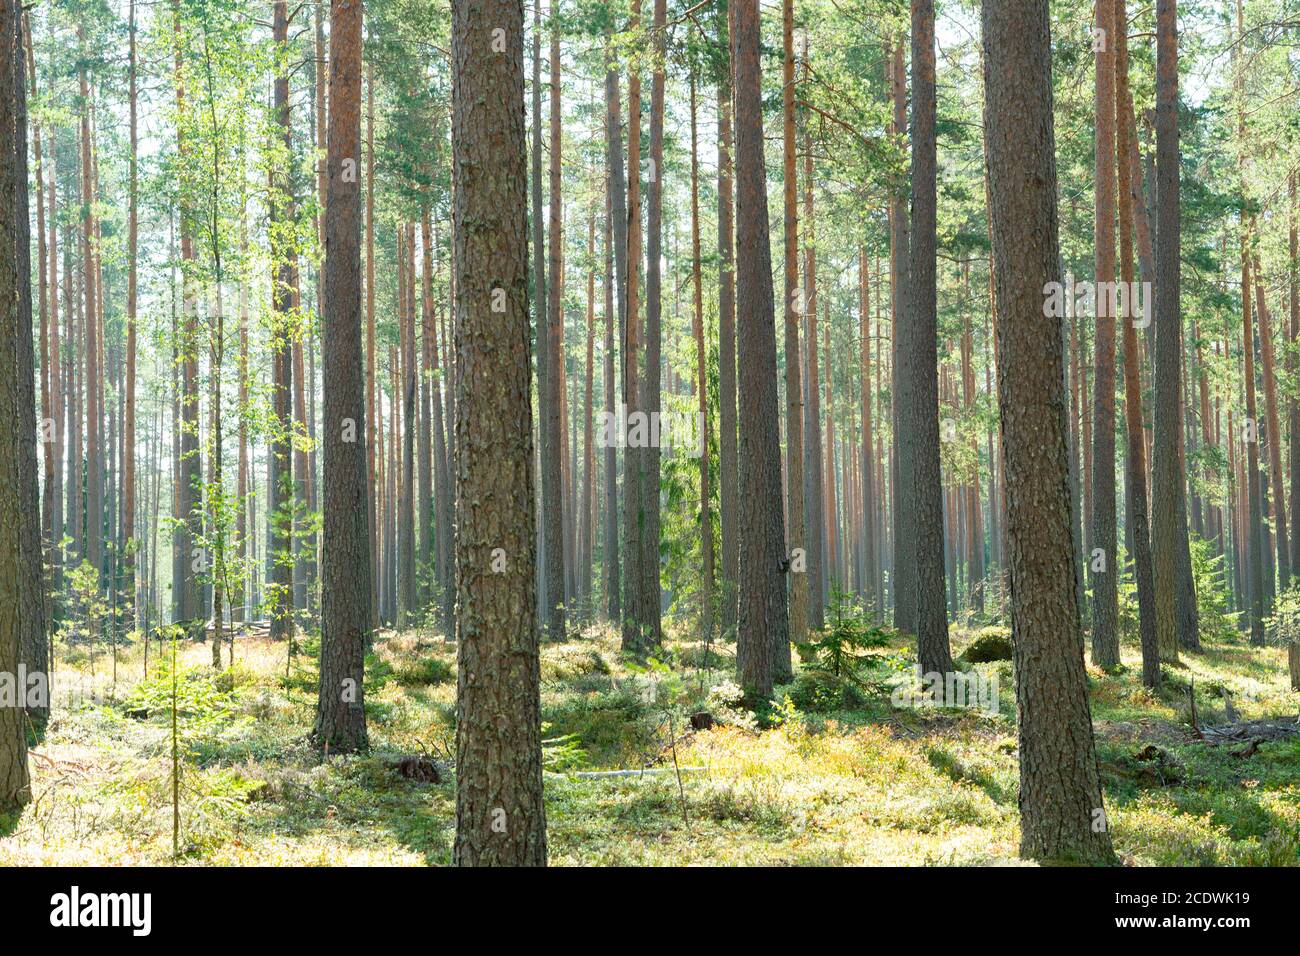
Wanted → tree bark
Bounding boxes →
[909,0,953,675]
[451,0,547,865]
[781,0,807,665]
[1152,0,1196,653]
[733,0,788,701]
[982,0,1114,864]
[314,0,370,752]
[1090,0,1119,668]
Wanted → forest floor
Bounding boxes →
[2,616,1298,866]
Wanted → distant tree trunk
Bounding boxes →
[888,34,915,632]
[801,45,824,633]
[0,0,32,810]
[425,211,454,634]
[11,4,45,717]
[418,209,435,609]
[602,30,626,622]
[781,0,808,662]
[1152,0,1196,653]
[542,3,566,641]
[531,1,548,622]
[689,67,714,642]
[640,0,666,647]
[1252,250,1289,590]
[1290,171,1300,585]
[717,15,739,641]
[621,0,645,653]
[32,15,61,629]
[122,0,138,642]
[909,0,953,675]
[579,211,595,614]
[268,0,296,643]
[981,0,1114,865]
[860,248,879,616]
[1242,251,1266,645]
[451,0,547,865]
[366,65,379,633]
[733,0,788,701]
[1090,0,1119,668]
[44,87,63,612]
[1115,0,1159,687]
[79,24,103,593]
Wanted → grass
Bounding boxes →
[2,616,1297,866]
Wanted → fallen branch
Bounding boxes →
[546,767,707,780]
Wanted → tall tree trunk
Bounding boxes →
[451,0,547,865]
[889,34,915,632]
[268,0,296,643]
[602,30,625,622]
[909,0,953,675]
[717,11,739,641]
[11,2,45,718]
[801,45,824,632]
[640,0,666,648]
[315,0,370,752]
[1151,0,1196,653]
[1090,0,1119,668]
[365,65,379,633]
[1116,0,1159,687]
[541,1,566,640]
[580,212,595,613]
[0,0,32,810]
[1252,250,1289,590]
[621,0,645,653]
[79,24,102,592]
[398,224,417,625]
[981,0,1114,864]
[1242,251,1266,645]
[860,248,879,615]
[780,0,807,664]
[689,67,714,642]
[733,0,788,701]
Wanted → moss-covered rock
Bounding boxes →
[962,627,1013,663]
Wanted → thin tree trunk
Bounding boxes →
[1090,0,1120,667]
[781,0,808,661]
[1116,0,1159,687]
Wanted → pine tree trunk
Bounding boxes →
[888,34,915,633]
[1116,0,1159,687]
[640,0,667,648]
[268,0,296,643]
[1151,0,1197,653]
[1090,0,1120,668]
[733,0,788,701]
[540,3,566,640]
[602,31,626,622]
[315,0,370,752]
[0,0,32,810]
[451,0,547,865]
[781,0,807,661]
[716,17,738,641]
[981,0,1114,864]
[909,0,953,675]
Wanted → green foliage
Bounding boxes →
[122,651,241,734]
[795,585,891,686]
[1264,584,1300,648]
[1189,535,1239,645]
